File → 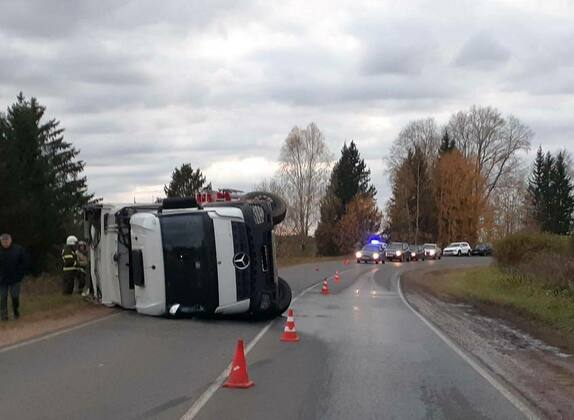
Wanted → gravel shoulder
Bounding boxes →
[402,267,574,419]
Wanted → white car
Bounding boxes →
[442,242,472,256]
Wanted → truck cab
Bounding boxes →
[84,192,290,318]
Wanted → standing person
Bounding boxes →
[76,241,91,296]
[0,233,29,321]
[62,235,79,295]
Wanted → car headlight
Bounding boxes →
[411,252,416,257]
[429,250,435,255]
[356,251,362,258]
[395,250,401,256]
[373,253,379,259]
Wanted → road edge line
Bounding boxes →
[0,311,122,354]
[396,273,540,420]
[180,272,334,420]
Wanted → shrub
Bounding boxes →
[494,232,570,266]
[494,232,574,292]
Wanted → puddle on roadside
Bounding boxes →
[452,303,572,358]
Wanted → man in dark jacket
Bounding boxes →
[0,233,29,321]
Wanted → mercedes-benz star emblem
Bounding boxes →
[233,252,250,270]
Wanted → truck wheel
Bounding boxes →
[274,277,292,315]
[243,191,287,225]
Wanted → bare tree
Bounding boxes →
[387,120,439,243]
[490,160,528,238]
[447,106,532,199]
[253,176,295,236]
[278,122,332,245]
[389,118,440,172]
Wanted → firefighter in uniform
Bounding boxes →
[62,236,79,295]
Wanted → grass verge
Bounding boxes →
[277,255,349,268]
[0,274,92,332]
[428,266,574,346]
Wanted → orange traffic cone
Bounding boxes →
[321,279,329,295]
[280,309,300,342]
[334,273,340,284]
[223,339,254,388]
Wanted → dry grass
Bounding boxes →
[494,233,574,292]
[437,266,574,335]
[277,255,349,268]
[0,273,91,332]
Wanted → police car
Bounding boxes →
[356,243,385,264]
[84,192,291,318]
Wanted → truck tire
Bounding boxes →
[243,191,287,225]
[275,277,292,315]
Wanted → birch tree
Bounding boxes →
[278,122,332,245]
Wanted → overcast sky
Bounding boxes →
[1,0,573,204]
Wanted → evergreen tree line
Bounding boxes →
[527,147,574,235]
[0,94,93,272]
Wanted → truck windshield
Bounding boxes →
[160,212,218,310]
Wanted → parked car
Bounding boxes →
[356,244,385,264]
[409,245,425,261]
[422,243,441,260]
[384,242,411,262]
[442,242,472,256]
[472,243,493,256]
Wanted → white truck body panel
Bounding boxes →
[130,212,167,316]
[90,203,136,308]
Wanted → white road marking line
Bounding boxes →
[181,264,358,420]
[396,273,540,420]
[0,311,122,354]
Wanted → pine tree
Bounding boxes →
[164,164,211,198]
[527,146,545,227]
[438,129,456,155]
[330,141,376,207]
[0,93,93,271]
[315,141,376,255]
[541,152,555,232]
[549,151,574,234]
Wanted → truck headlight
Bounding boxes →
[356,251,362,258]
[411,252,416,257]
[373,253,379,259]
[396,250,401,256]
[429,250,435,255]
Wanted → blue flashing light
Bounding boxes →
[370,239,380,245]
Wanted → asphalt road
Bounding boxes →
[0,257,527,420]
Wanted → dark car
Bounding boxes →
[472,243,492,256]
[384,242,411,262]
[409,245,425,261]
[356,244,385,264]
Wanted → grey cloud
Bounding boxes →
[1,0,573,204]
[0,0,254,40]
[455,33,510,69]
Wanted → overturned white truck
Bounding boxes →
[83,192,292,317]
